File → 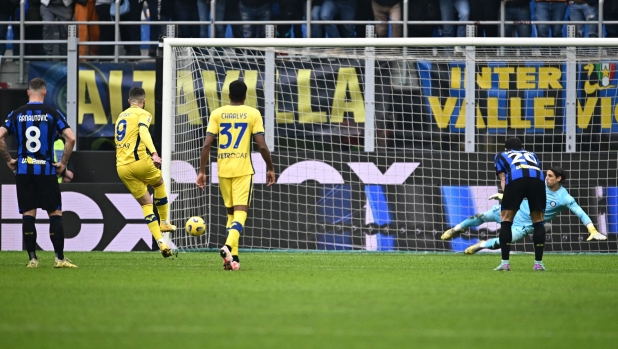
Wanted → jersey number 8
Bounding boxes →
[25,125,41,153]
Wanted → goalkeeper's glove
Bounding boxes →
[488,193,503,200]
[587,225,607,241]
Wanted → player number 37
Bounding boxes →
[219,122,248,150]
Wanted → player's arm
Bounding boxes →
[138,124,160,167]
[253,134,275,187]
[498,172,506,192]
[53,128,76,176]
[565,196,607,241]
[196,133,216,190]
[0,126,16,171]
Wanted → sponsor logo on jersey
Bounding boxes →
[515,164,541,171]
[116,143,132,149]
[18,114,48,122]
[218,152,247,159]
[21,157,46,165]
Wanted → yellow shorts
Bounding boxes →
[117,158,162,199]
[219,174,254,208]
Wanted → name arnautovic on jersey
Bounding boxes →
[218,152,247,159]
[18,114,48,122]
[220,113,248,119]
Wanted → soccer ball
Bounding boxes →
[185,216,206,237]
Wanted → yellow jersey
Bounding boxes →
[115,106,154,167]
[206,104,265,178]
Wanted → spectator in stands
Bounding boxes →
[277,0,304,38]
[0,0,15,65]
[12,0,44,59]
[371,0,402,38]
[469,0,500,37]
[239,0,271,38]
[175,0,200,38]
[569,0,598,37]
[40,0,74,58]
[95,0,114,57]
[504,0,532,37]
[75,0,100,59]
[408,0,441,38]
[355,0,374,38]
[197,0,227,38]
[225,0,245,38]
[535,0,568,38]
[321,0,357,38]
[310,0,324,38]
[142,0,162,56]
[439,0,469,37]
[118,0,142,56]
[605,0,618,37]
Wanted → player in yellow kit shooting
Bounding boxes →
[196,80,276,270]
[115,87,176,258]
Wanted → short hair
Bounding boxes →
[229,80,247,102]
[504,137,523,150]
[29,78,46,92]
[547,166,567,184]
[128,87,146,102]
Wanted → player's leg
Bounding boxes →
[495,182,524,270]
[36,175,76,268]
[442,205,500,240]
[218,177,235,270]
[16,175,39,267]
[465,225,528,254]
[527,180,547,271]
[225,174,253,271]
[118,162,171,258]
[151,177,176,233]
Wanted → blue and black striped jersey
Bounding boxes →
[2,102,70,175]
[494,149,543,185]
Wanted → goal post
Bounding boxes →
[162,37,618,253]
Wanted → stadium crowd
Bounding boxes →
[2,0,618,61]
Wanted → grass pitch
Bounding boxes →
[1,251,616,349]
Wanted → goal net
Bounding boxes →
[162,37,618,253]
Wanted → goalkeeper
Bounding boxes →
[441,166,607,254]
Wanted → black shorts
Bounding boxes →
[501,177,546,213]
[15,174,61,213]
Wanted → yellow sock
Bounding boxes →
[226,211,247,256]
[142,204,162,240]
[226,214,234,229]
[153,184,169,222]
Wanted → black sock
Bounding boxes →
[50,216,65,260]
[499,221,513,261]
[23,215,37,260]
[533,221,545,262]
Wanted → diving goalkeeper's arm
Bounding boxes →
[564,195,607,241]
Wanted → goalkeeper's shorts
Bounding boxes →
[117,158,162,199]
[219,174,254,208]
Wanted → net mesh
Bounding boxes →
[167,43,618,253]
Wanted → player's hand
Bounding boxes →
[7,158,16,171]
[266,170,275,187]
[53,162,66,177]
[63,169,74,183]
[587,225,607,241]
[196,172,207,190]
[488,193,503,200]
[151,153,162,169]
